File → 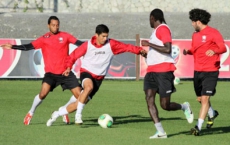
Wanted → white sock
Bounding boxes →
[58,107,69,116]
[208,106,214,118]
[155,122,165,134]
[28,94,42,115]
[61,95,77,109]
[76,102,85,115]
[197,118,204,131]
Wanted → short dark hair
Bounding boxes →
[48,16,59,24]
[95,24,109,35]
[150,8,167,24]
[189,8,211,25]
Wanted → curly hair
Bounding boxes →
[189,8,211,25]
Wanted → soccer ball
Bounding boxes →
[174,77,180,85]
[98,114,113,128]
[171,45,180,63]
[29,50,45,77]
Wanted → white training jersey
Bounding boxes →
[146,24,175,66]
[81,40,114,76]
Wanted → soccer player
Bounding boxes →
[141,8,194,139]
[46,24,147,126]
[1,16,83,125]
[184,8,226,136]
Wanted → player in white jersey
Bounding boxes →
[46,24,147,126]
[141,8,194,139]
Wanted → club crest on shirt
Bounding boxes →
[59,37,63,43]
[202,35,206,42]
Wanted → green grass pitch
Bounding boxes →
[0,80,229,145]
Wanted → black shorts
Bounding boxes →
[193,71,219,96]
[144,72,176,97]
[80,72,103,99]
[42,71,80,92]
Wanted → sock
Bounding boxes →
[155,122,165,134]
[181,103,188,110]
[76,102,85,115]
[197,118,204,131]
[61,95,77,109]
[208,106,215,118]
[58,107,69,116]
[28,94,42,115]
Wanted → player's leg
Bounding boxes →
[59,71,82,124]
[75,77,102,124]
[47,94,93,126]
[74,72,101,125]
[160,97,186,111]
[199,95,210,126]
[190,71,203,135]
[197,97,219,128]
[206,101,219,128]
[46,101,79,126]
[191,71,218,136]
[157,72,194,123]
[191,95,210,136]
[160,97,193,117]
[145,89,158,123]
[205,71,219,129]
[48,71,92,126]
[57,87,81,124]
[61,71,82,108]
[75,78,93,124]
[144,72,167,139]
[157,72,180,111]
[24,82,51,125]
[146,89,167,139]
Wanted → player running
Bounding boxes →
[1,16,83,125]
[184,8,226,136]
[141,8,194,139]
[46,24,147,126]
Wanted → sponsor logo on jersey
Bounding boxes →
[95,51,105,55]
[43,34,50,38]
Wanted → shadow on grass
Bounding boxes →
[76,115,184,128]
[30,115,185,128]
[168,126,230,137]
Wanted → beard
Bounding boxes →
[195,26,200,32]
[50,29,59,34]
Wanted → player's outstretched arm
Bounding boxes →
[1,43,35,51]
[110,39,145,55]
[12,43,35,51]
[1,43,13,49]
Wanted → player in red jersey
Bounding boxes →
[141,8,194,139]
[184,8,226,136]
[1,16,83,125]
[46,24,147,126]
